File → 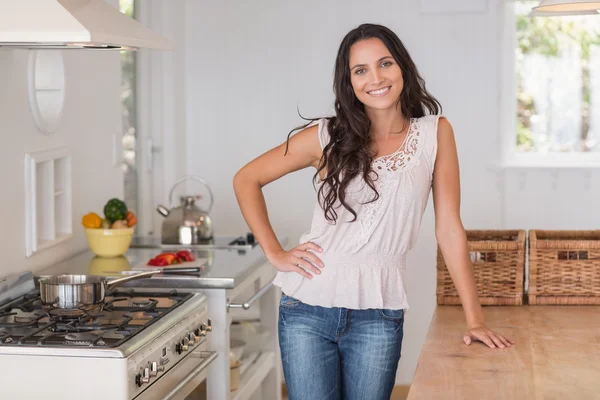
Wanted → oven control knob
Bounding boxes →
[150,362,159,377]
[188,333,197,345]
[206,319,212,332]
[181,339,189,352]
[141,367,150,384]
[175,342,182,355]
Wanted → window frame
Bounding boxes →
[500,1,600,169]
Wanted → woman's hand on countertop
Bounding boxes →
[463,323,514,349]
[267,242,324,279]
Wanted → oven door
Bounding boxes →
[134,340,217,400]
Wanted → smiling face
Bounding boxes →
[349,37,404,112]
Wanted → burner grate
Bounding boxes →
[0,290,193,348]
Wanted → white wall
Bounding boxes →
[182,0,600,384]
[0,48,122,277]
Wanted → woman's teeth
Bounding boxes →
[367,86,391,96]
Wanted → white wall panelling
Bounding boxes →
[420,0,489,14]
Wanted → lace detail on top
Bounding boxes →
[354,118,424,251]
[372,118,422,173]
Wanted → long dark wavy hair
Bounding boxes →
[286,23,442,223]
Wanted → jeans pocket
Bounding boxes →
[377,308,405,323]
[280,293,302,309]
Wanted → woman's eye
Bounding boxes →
[381,61,393,67]
[355,68,366,75]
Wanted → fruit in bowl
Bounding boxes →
[82,198,137,258]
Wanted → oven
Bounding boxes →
[0,272,217,400]
[136,341,217,400]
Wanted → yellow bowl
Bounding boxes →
[85,228,134,258]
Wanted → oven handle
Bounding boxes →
[162,351,218,400]
[227,282,274,310]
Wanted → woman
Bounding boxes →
[233,23,513,400]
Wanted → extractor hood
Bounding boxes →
[0,0,172,50]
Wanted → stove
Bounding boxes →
[131,232,258,251]
[0,272,215,400]
[0,289,196,349]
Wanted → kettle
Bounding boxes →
[156,176,215,244]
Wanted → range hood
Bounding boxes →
[0,0,172,50]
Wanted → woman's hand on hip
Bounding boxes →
[267,242,324,279]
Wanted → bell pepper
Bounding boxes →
[156,253,177,264]
[148,251,195,266]
[176,250,195,262]
[148,257,170,266]
[82,212,103,229]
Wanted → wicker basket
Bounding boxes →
[529,230,600,305]
[436,230,526,306]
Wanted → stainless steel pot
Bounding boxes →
[39,269,168,309]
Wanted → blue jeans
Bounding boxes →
[278,293,404,400]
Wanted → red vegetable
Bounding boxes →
[156,253,177,264]
[148,257,169,266]
[147,250,195,266]
[176,250,195,262]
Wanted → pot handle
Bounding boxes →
[168,175,214,213]
[105,270,161,289]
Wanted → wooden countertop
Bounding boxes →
[407,306,600,400]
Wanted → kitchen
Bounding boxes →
[1,0,600,399]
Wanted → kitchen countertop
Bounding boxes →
[407,305,600,400]
[36,237,287,289]
[130,236,256,250]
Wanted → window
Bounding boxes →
[514,3,600,153]
[505,2,600,166]
[119,0,138,214]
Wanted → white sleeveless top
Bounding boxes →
[272,114,443,310]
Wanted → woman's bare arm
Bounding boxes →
[433,118,513,348]
[233,124,325,278]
